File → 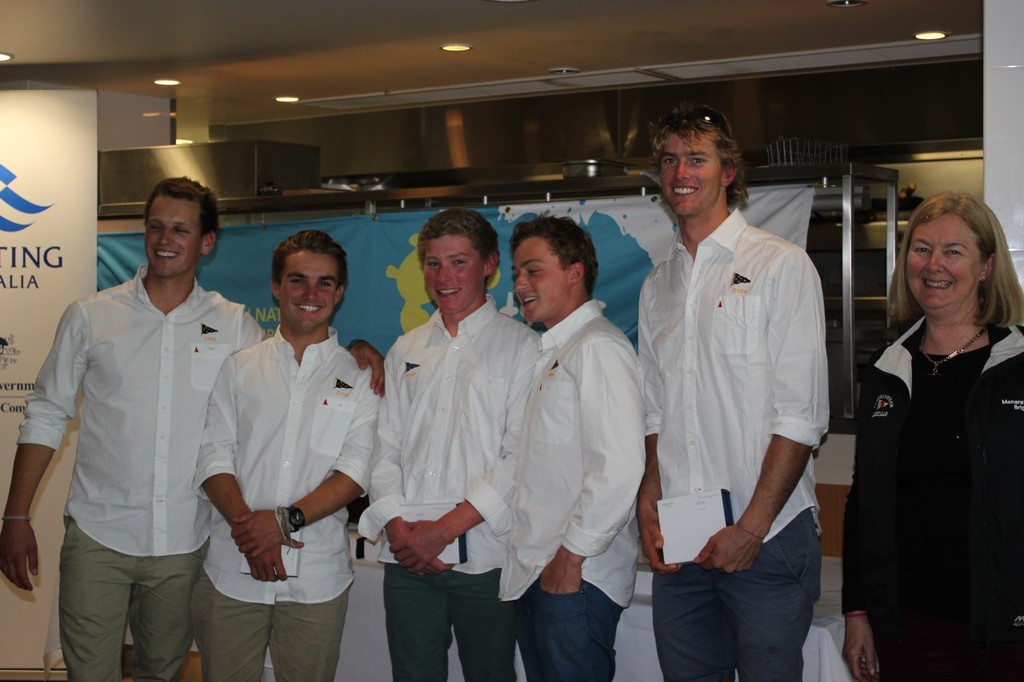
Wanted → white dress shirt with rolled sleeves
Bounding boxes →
[637,210,829,541]
[18,266,262,556]
[197,328,379,604]
[500,300,646,608]
[357,298,539,574]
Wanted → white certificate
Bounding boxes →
[657,489,734,564]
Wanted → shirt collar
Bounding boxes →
[430,295,499,340]
[271,326,339,367]
[672,208,748,257]
[540,299,603,352]
[132,264,204,313]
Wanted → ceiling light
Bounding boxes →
[0,52,13,62]
[175,138,194,145]
[915,30,948,41]
[154,79,180,86]
[141,111,162,118]
[276,96,300,103]
[441,43,472,52]
[549,67,580,75]
[826,0,866,6]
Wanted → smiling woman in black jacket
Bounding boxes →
[842,192,1024,682]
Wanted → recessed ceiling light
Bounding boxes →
[441,43,473,52]
[276,96,300,103]
[175,138,194,145]
[915,30,948,41]
[0,52,13,63]
[826,0,866,6]
[141,111,162,118]
[549,67,580,75]
[154,79,180,86]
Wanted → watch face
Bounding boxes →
[288,506,305,531]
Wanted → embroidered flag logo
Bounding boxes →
[871,394,894,418]
[732,273,750,285]
[405,362,420,373]
[336,379,353,390]
[201,323,219,335]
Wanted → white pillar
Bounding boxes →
[984,0,1024,284]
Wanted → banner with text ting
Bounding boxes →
[0,90,97,672]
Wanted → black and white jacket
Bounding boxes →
[842,319,1024,643]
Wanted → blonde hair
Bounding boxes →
[889,191,1024,326]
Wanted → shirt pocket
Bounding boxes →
[530,378,577,446]
[711,294,763,355]
[190,342,231,391]
[460,374,509,438]
[310,394,357,455]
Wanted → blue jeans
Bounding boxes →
[652,508,821,682]
[515,578,624,682]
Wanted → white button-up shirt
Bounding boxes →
[358,298,539,574]
[500,301,645,607]
[197,328,378,604]
[19,266,262,556]
[638,210,829,541]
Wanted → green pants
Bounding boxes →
[383,565,516,682]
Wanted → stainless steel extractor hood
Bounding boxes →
[99,140,320,212]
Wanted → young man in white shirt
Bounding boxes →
[636,103,829,682]
[358,208,538,682]
[0,178,383,682]
[500,215,645,682]
[192,229,379,681]
[0,177,262,681]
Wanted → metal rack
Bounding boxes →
[747,163,899,423]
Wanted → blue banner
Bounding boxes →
[98,202,658,353]
[97,189,812,355]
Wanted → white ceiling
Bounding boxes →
[0,0,982,135]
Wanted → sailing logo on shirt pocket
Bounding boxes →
[711,294,763,355]
[190,342,231,391]
[311,393,356,454]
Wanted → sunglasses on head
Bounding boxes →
[658,105,732,137]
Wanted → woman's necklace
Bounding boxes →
[919,327,986,376]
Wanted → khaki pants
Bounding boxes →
[191,570,351,682]
[58,518,205,682]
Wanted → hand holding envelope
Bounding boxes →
[656,490,734,565]
[382,503,468,569]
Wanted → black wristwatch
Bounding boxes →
[287,505,306,533]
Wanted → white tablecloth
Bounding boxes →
[264,539,852,682]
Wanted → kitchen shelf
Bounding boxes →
[748,163,899,422]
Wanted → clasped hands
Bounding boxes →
[386,518,453,576]
[231,509,304,582]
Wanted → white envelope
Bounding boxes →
[657,489,734,564]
